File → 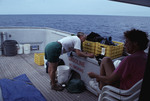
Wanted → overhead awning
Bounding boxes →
[110,0,150,7]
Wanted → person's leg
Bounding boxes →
[99,57,115,89]
[45,42,63,91]
[48,62,58,85]
[48,62,63,91]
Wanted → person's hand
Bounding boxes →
[88,72,96,78]
[88,53,95,58]
[96,78,100,82]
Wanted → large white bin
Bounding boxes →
[24,44,30,54]
[57,65,70,84]
[17,44,23,54]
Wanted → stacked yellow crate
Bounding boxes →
[82,40,124,59]
[82,40,95,54]
[95,41,124,59]
[34,53,45,66]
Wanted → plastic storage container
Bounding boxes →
[24,44,30,54]
[57,65,70,84]
[17,44,23,54]
[82,40,124,59]
[34,53,45,66]
[95,41,124,59]
[82,40,95,54]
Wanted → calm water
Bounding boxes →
[0,14,150,42]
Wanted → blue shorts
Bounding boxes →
[45,42,62,63]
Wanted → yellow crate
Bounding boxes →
[83,40,96,47]
[82,40,124,59]
[95,41,124,59]
[34,53,45,66]
[82,47,95,54]
[82,40,96,54]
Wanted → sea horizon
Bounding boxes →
[0,14,150,42]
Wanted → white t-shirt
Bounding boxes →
[58,36,81,54]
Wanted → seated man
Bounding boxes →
[88,29,149,90]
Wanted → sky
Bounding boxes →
[0,0,150,16]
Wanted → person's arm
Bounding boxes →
[74,49,94,58]
[88,72,120,85]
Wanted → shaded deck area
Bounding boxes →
[0,54,97,101]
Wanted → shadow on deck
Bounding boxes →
[0,54,97,101]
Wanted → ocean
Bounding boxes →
[0,14,150,42]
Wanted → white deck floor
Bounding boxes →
[0,54,97,101]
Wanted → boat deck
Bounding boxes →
[0,54,97,101]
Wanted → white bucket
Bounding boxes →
[24,44,30,54]
[17,44,23,54]
[57,65,70,84]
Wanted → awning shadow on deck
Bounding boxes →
[0,54,97,101]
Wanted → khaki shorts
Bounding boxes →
[45,42,62,63]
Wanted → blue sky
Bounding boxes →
[0,0,150,16]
